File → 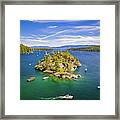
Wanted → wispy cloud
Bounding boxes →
[20,20,100,47]
[21,35,100,47]
[20,36,34,39]
[48,26,58,28]
[26,20,81,23]
[30,34,46,37]
[91,21,100,26]
[39,30,69,40]
[73,26,100,31]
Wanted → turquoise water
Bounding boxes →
[20,50,100,100]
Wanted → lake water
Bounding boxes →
[20,50,100,100]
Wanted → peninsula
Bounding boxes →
[35,50,81,80]
[20,44,52,54]
[68,45,100,52]
[20,44,33,54]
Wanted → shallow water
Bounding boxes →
[20,50,100,100]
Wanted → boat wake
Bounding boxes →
[39,97,57,100]
[39,94,73,100]
[82,64,87,68]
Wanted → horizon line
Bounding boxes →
[21,44,100,48]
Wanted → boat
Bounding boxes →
[97,86,100,89]
[29,63,32,66]
[45,51,48,55]
[42,76,49,80]
[58,94,73,100]
[85,68,87,72]
[27,76,35,82]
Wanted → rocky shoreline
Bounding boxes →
[35,50,81,80]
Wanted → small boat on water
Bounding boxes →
[85,68,87,72]
[29,63,32,66]
[42,76,49,80]
[97,86,100,89]
[58,94,73,100]
[27,76,35,82]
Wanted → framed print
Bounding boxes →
[0,0,119,119]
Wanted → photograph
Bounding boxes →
[20,20,100,100]
[2,1,118,118]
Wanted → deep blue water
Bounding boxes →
[20,50,100,100]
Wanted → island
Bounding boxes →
[35,50,81,80]
[67,45,100,52]
[20,44,33,54]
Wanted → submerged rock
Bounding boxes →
[35,50,81,80]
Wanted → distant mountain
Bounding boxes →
[30,45,96,49]
[68,45,100,52]
[52,45,92,49]
[31,46,51,48]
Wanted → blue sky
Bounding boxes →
[20,20,100,47]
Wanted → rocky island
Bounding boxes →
[35,50,81,80]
